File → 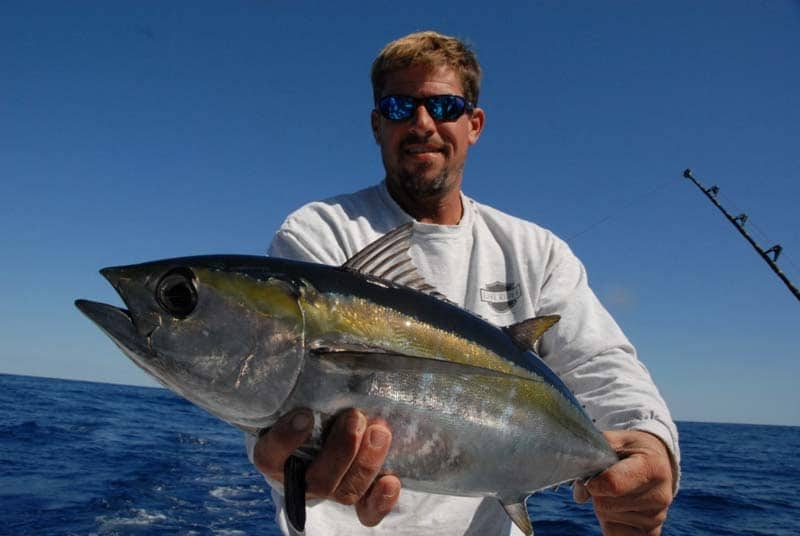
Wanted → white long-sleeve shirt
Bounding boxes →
[247,181,679,536]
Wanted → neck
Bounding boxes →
[386,179,463,225]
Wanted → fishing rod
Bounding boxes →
[682,168,800,302]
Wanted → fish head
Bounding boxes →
[76,256,307,431]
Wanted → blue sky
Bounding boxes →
[2,1,798,426]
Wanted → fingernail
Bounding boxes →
[292,411,312,432]
[378,493,396,513]
[347,412,366,435]
[376,484,398,514]
[368,427,389,449]
[572,480,589,504]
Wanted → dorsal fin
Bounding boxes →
[342,223,447,300]
[503,315,560,351]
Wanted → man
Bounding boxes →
[248,31,679,535]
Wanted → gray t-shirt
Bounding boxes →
[247,181,679,536]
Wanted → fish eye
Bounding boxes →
[156,268,198,318]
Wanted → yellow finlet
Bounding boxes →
[503,315,561,352]
[502,499,533,535]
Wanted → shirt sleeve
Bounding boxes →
[268,227,339,264]
[534,239,681,490]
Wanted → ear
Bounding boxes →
[468,107,485,145]
[370,109,381,144]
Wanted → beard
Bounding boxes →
[385,146,462,202]
[396,164,450,198]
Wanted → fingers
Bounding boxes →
[591,482,670,533]
[588,455,665,499]
[600,520,662,536]
[573,430,675,536]
[305,411,393,503]
[580,475,670,535]
[329,420,393,505]
[313,412,398,526]
[575,478,665,535]
[357,474,402,526]
[598,507,668,533]
[252,409,314,481]
[587,431,673,498]
[305,409,366,499]
[253,408,399,527]
[591,483,673,515]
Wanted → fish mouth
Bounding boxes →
[74,299,151,358]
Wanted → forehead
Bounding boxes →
[381,64,464,98]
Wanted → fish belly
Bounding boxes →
[283,354,610,499]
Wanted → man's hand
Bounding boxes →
[252,408,401,527]
[573,430,675,536]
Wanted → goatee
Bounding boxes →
[397,168,450,199]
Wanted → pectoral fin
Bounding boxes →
[501,498,533,536]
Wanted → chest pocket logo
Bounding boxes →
[479,281,521,312]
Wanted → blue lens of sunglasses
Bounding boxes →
[377,95,473,122]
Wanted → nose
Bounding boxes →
[409,103,436,136]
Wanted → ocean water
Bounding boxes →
[1,374,798,535]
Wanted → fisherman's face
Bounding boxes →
[371,64,484,206]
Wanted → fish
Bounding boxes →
[75,223,618,535]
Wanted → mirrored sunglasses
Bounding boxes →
[376,95,474,122]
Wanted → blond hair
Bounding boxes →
[371,31,482,106]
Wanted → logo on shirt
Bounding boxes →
[480,281,521,312]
